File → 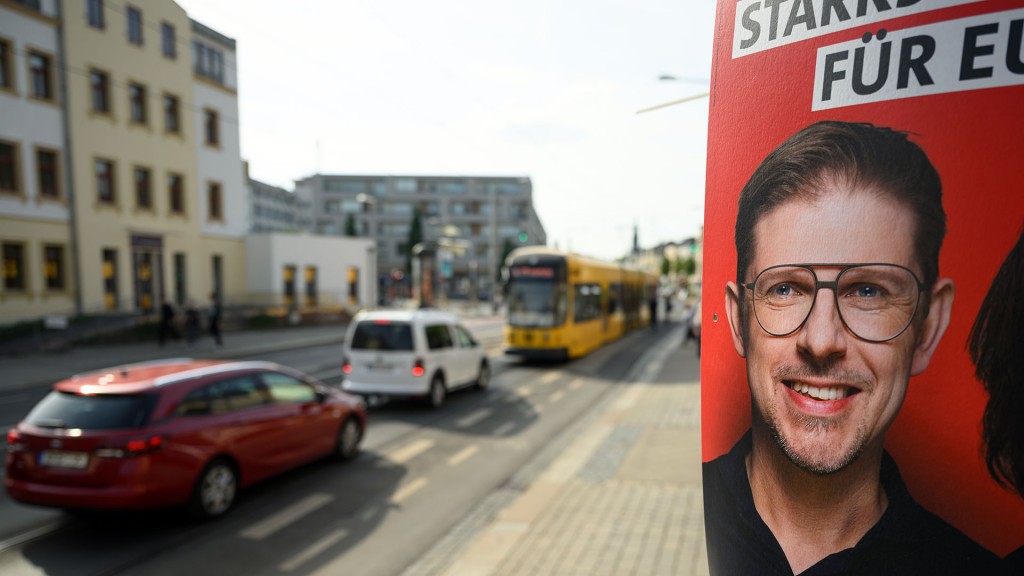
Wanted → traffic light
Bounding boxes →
[517,231,528,243]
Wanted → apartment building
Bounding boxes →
[0,0,73,323]
[293,174,546,300]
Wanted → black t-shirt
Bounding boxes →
[703,431,1001,575]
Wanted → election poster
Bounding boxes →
[702,0,1024,570]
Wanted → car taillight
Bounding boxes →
[412,359,425,377]
[7,429,25,453]
[342,357,352,375]
[95,435,164,459]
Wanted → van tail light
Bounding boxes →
[7,429,25,453]
[412,359,425,377]
[342,356,352,375]
[95,435,164,459]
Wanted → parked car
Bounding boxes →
[341,309,489,408]
[5,358,366,519]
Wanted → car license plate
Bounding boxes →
[39,450,89,469]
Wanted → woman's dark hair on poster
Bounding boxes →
[969,227,1024,497]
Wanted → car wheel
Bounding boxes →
[474,360,490,390]
[189,458,237,520]
[427,374,446,409]
[334,417,363,461]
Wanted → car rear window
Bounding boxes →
[25,391,158,430]
[351,321,414,351]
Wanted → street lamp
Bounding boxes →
[636,74,710,115]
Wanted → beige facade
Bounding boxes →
[0,0,73,324]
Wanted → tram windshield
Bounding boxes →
[506,265,567,328]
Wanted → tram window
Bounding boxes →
[573,284,601,322]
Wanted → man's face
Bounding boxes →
[733,184,926,474]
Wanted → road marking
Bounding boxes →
[538,372,559,385]
[359,505,381,522]
[549,390,565,404]
[448,445,479,467]
[387,438,435,464]
[456,408,493,428]
[391,477,428,504]
[569,378,583,390]
[492,422,515,436]
[0,519,66,553]
[239,493,335,540]
[515,386,532,397]
[278,528,349,572]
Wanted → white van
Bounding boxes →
[341,309,490,408]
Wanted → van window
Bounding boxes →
[425,323,454,350]
[351,321,414,351]
[455,325,477,348]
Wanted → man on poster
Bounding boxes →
[703,121,999,574]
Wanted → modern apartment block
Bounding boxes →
[247,164,308,234]
[293,174,547,300]
[0,0,253,325]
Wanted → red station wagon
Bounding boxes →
[5,358,366,518]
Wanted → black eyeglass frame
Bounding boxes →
[740,263,927,343]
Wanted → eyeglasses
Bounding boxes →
[742,263,925,343]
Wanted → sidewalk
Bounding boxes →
[405,322,708,576]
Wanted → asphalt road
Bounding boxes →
[0,320,667,576]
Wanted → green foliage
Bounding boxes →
[661,256,671,276]
[344,213,358,237]
[498,238,515,281]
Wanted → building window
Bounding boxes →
[0,39,13,91]
[128,83,147,124]
[3,243,26,292]
[168,173,184,214]
[192,41,224,84]
[36,148,60,200]
[102,248,118,309]
[0,141,19,194]
[126,6,143,45]
[90,69,110,113]
[203,109,219,146]
[134,166,151,210]
[95,159,115,204]
[29,51,53,101]
[43,245,65,291]
[87,0,105,29]
[163,94,180,133]
[161,22,176,58]
[208,182,223,220]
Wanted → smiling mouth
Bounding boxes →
[784,380,858,401]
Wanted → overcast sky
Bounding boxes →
[176,0,716,261]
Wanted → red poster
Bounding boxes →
[702,0,1024,571]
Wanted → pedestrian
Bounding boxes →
[208,292,223,348]
[184,300,201,346]
[158,298,179,346]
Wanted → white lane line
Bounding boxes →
[278,528,349,572]
[387,438,435,465]
[538,372,559,385]
[549,390,565,404]
[569,378,583,390]
[0,520,66,553]
[492,422,515,436]
[239,493,335,540]
[456,408,493,428]
[515,386,532,397]
[391,477,428,504]
[448,445,479,467]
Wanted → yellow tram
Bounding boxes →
[503,247,658,360]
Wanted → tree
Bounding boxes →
[344,213,358,237]
[661,255,671,277]
[497,238,515,282]
[404,208,423,280]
